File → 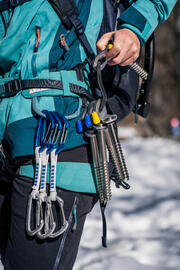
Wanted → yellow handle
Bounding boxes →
[107,43,113,50]
[91,112,101,125]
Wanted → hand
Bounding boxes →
[96,28,141,66]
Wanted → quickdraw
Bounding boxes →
[26,110,70,239]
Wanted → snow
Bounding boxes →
[1,137,180,270]
[74,137,180,270]
[118,126,138,139]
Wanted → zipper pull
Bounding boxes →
[60,34,69,51]
[34,27,40,53]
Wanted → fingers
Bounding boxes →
[96,31,115,51]
[97,28,141,66]
[107,45,139,66]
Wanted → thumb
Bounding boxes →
[96,31,115,51]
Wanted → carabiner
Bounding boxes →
[34,117,43,147]
[31,97,47,119]
[40,110,56,152]
[54,112,69,154]
[37,198,56,239]
[93,43,113,70]
[49,196,68,238]
[26,194,44,236]
[55,112,69,129]
[46,111,62,154]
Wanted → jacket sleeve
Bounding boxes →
[118,0,177,45]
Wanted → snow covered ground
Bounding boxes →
[74,137,180,270]
[1,136,180,270]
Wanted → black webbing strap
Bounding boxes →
[100,203,107,248]
[48,0,95,60]
[2,79,63,95]
[1,78,93,100]
[0,0,31,11]
[69,83,94,101]
[67,9,95,60]
[48,0,78,30]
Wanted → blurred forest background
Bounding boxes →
[121,1,180,137]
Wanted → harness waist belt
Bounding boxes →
[13,144,93,166]
[0,79,63,96]
[19,162,97,194]
[0,78,94,100]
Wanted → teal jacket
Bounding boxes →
[0,0,177,194]
[0,0,177,43]
[118,0,177,45]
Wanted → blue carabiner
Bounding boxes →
[56,143,65,155]
[54,112,69,155]
[34,117,43,148]
[51,111,62,132]
[55,112,70,129]
[41,117,47,145]
[43,110,55,130]
[46,111,63,154]
[39,110,55,153]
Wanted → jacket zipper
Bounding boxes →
[31,26,40,77]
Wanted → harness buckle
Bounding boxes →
[5,79,22,95]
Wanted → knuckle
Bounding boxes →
[133,44,138,52]
[97,41,105,50]
[113,43,121,52]
[132,55,137,62]
[135,53,139,59]
[127,39,134,47]
[108,58,118,65]
[96,40,102,46]
[96,42,100,48]
[107,50,117,59]
[130,44,135,51]
[113,58,120,65]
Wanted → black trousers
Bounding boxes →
[0,182,12,263]
[0,175,98,270]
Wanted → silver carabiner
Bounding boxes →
[93,49,108,70]
[26,194,44,236]
[37,198,56,239]
[49,196,68,238]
